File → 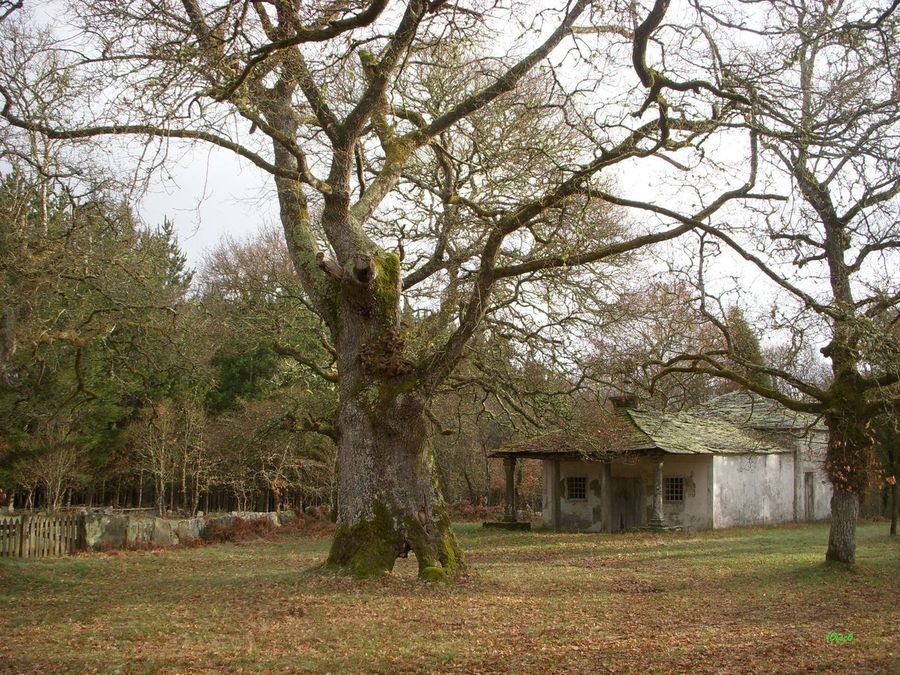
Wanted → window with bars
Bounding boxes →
[565,476,587,500]
[663,477,684,503]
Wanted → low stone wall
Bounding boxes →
[83,510,297,551]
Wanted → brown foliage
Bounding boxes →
[279,516,336,537]
[448,502,502,522]
[200,517,278,544]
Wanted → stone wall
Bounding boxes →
[82,510,297,551]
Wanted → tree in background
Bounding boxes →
[873,413,898,536]
[720,306,772,392]
[0,163,196,510]
[198,227,338,511]
[210,394,335,513]
[582,280,721,410]
[133,400,181,515]
[654,0,900,563]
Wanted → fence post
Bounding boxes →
[18,514,28,558]
[77,513,87,552]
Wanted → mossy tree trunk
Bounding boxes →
[266,110,469,580]
[321,249,462,580]
[326,391,462,580]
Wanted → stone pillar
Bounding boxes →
[649,457,665,529]
[503,456,517,522]
[793,445,803,521]
[600,462,613,532]
[549,460,561,530]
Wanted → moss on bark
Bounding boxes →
[327,249,463,581]
[326,496,464,581]
[372,251,401,325]
[326,499,405,577]
[405,500,464,582]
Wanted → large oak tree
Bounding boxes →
[1,0,761,577]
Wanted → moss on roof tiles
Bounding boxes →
[490,434,598,459]
[491,412,655,458]
[493,391,813,459]
[627,409,790,455]
[693,391,823,431]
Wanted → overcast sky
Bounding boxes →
[139,143,275,267]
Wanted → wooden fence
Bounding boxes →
[0,513,84,558]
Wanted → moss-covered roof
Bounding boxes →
[493,391,809,459]
[693,391,824,431]
[626,410,789,455]
[489,413,654,459]
[489,431,616,460]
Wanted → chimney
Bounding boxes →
[610,393,637,410]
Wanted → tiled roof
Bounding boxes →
[626,410,790,455]
[488,431,617,460]
[693,391,824,431]
[489,413,654,459]
[493,391,811,459]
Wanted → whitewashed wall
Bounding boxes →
[712,453,795,527]
[659,455,713,529]
[544,456,715,531]
[606,456,713,529]
[542,460,607,532]
[542,442,831,532]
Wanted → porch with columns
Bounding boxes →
[482,450,672,532]
[482,456,532,531]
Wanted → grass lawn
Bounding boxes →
[0,521,897,673]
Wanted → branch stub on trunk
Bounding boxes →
[316,251,344,281]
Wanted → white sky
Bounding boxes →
[139,143,275,266]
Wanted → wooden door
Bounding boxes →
[611,477,643,531]
[804,472,815,521]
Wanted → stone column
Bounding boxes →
[649,457,665,529]
[549,460,561,530]
[503,456,517,522]
[600,461,612,532]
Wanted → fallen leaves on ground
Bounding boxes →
[0,522,896,673]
